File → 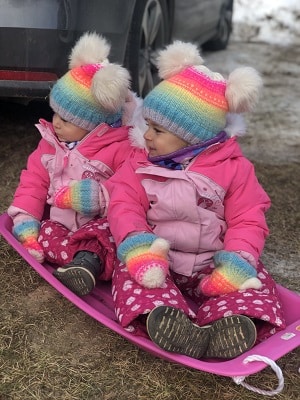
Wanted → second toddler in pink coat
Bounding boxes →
[104,41,286,360]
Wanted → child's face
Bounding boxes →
[52,113,89,142]
[144,120,188,157]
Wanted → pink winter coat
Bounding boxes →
[8,119,133,231]
[105,137,271,277]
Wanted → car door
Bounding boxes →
[172,0,219,42]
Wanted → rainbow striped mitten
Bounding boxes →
[54,179,100,216]
[13,218,44,262]
[199,250,262,296]
[117,233,170,288]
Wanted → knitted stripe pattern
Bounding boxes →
[13,219,40,244]
[13,219,44,262]
[143,65,228,145]
[118,233,169,288]
[54,179,100,216]
[50,64,122,131]
[200,251,260,296]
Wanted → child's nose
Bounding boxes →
[144,128,152,140]
[53,115,60,128]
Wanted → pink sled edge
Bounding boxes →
[0,212,299,378]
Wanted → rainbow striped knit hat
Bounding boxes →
[143,41,263,145]
[50,32,131,131]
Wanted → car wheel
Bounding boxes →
[125,0,171,97]
[202,4,233,51]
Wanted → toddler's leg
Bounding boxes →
[196,261,286,342]
[39,218,113,296]
[53,250,103,296]
[112,262,195,330]
[38,219,73,264]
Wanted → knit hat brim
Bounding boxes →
[143,77,228,145]
[50,71,122,130]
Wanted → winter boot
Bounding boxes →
[146,306,257,359]
[53,251,103,296]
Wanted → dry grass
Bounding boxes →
[0,101,299,399]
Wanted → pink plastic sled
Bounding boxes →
[0,212,299,396]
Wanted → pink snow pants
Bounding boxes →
[112,261,286,342]
[38,217,118,281]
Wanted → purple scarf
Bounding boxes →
[149,131,227,170]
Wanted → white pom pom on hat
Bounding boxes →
[156,40,204,79]
[69,32,111,68]
[226,67,263,113]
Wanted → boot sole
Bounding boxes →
[53,266,95,296]
[205,314,257,359]
[146,306,257,359]
[147,306,210,359]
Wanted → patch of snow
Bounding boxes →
[233,0,300,45]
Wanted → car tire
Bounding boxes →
[202,4,233,51]
[125,0,171,97]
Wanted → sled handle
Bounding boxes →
[232,355,284,396]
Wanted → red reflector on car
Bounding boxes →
[0,70,58,81]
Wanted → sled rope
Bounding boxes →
[232,355,284,396]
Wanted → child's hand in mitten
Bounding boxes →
[199,250,262,296]
[117,233,170,288]
[54,179,100,216]
[13,217,44,263]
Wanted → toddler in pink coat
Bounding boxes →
[8,32,144,296]
[102,41,286,360]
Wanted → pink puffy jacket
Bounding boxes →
[105,137,271,276]
[8,119,134,232]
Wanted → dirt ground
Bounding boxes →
[0,41,299,399]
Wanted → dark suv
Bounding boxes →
[0,0,233,100]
